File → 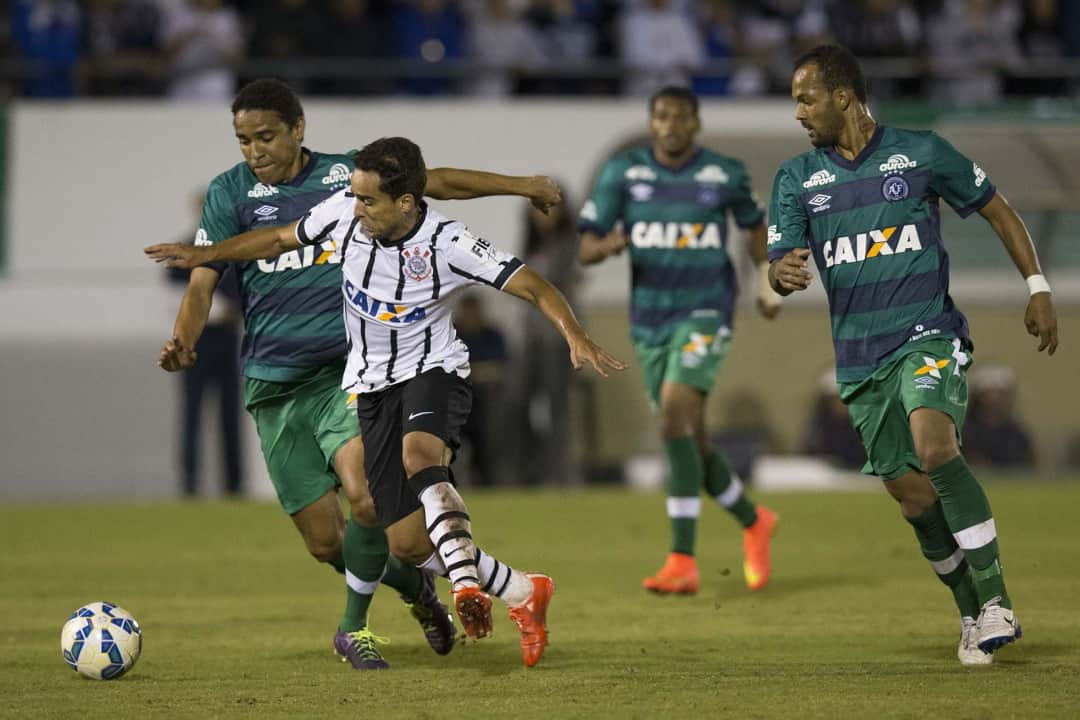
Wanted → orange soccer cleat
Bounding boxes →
[508,573,555,668]
[743,505,778,591]
[642,552,700,595]
[453,585,493,639]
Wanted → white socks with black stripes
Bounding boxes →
[419,546,533,607]
[418,482,479,591]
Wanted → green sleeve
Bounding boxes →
[766,165,808,262]
[196,179,241,273]
[729,162,765,229]
[928,133,996,218]
[577,158,626,235]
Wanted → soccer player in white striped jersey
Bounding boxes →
[147,137,626,668]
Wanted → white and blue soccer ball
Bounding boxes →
[60,602,142,680]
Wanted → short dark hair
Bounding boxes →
[353,137,427,200]
[649,86,699,115]
[793,45,867,103]
[231,78,305,127]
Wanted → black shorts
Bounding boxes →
[356,369,473,527]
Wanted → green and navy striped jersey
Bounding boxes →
[578,146,764,346]
[197,149,354,382]
[767,126,996,383]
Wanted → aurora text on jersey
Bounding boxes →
[198,151,354,381]
[767,126,995,382]
[578,147,764,345]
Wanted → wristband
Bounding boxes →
[1026,274,1051,296]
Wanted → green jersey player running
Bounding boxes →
[153,79,561,670]
[578,86,781,596]
[767,46,1059,665]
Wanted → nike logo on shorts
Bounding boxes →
[409,411,435,421]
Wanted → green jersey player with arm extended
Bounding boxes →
[578,86,781,596]
[154,79,562,670]
[767,45,1058,666]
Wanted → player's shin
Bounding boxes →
[703,450,758,528]
[340,519,388,632]
[928,456,1010,608]
[905,500,980,618]
[410,466,480,591]
[381,554,423,602]
[664,437,703,555]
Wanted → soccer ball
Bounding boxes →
[60,602,142,680]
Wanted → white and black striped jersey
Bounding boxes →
[295,190,524,394]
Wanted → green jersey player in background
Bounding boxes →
[156,78,561,670]
[767,46,1058,666]
[578,86,781,596]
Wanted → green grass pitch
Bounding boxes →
[3,483,1080,718]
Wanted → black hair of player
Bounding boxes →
[649,86,699,116]
[231,78,305,128]
[353,137,428,200]
[793,45,868,103]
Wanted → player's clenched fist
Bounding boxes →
[770,247,813,293]
[158,337,197,372]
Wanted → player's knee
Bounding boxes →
[349,495,378,526]
[403,452,442,479]
[916,442,960,473]
[305,533,343,564]
[388,532,433,565]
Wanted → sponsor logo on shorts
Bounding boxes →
[914,356,950,379]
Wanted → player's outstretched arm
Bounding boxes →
[578,227,627,265]
[144,223,301,270]
[160,266,221,372]
[502,266,626,377]
[978,191,1058,355]
[768,248,813,295]
[426,168,562,213]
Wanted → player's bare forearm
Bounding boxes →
[578,231,607,265]
[426,169,561,212]
[578,228,627,265]
[173,276,214,349]
[979,192,1042,278]
[144,224,299,269]
[502,266,626,376]
[746,223,769,266]
[161,266,219,371]
[979,193,1059,354]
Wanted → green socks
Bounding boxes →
[928,456,1011,609]
[703,451,758,529]
[664,438,763,554]
[905,500,980,618]
[382,555,423,603]
[664,436,702,556]
[339,520,389,632]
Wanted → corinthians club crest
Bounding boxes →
[403,246,433,281]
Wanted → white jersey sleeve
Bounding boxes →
[443,228,524,291]
[295,188,353,249]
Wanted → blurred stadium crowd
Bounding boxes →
[2,0,1078,101]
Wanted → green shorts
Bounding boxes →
[244,365,357,515]
[841,337,972,481]
[634,317,733,407]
